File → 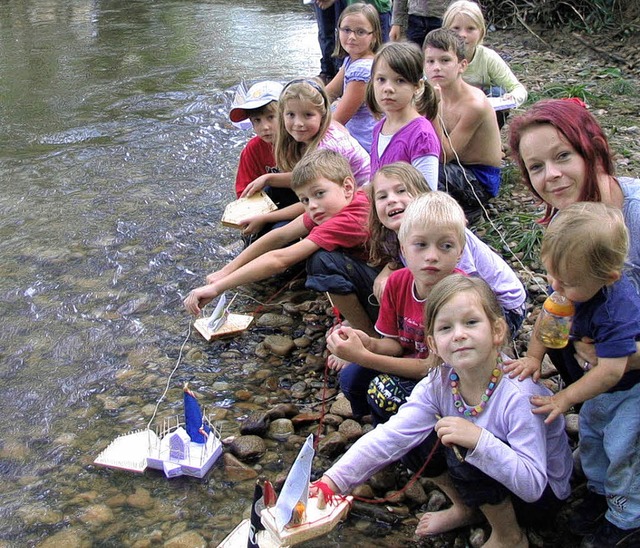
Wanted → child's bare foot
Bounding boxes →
[415,504,481,536]
[483,529,528,548]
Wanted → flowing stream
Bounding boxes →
[0,1,384,545]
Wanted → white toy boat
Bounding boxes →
[217,435,352,547]
[94,385,223,479]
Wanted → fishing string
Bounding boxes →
[436,107,549,298]
[145,320,192,432]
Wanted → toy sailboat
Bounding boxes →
[193,292,253,341]
[217,435,352,547]
[94,384,223,479]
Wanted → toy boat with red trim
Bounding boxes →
[217,435,352,547]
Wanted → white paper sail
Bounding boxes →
[205,293,228,332]
[273,434,314,532]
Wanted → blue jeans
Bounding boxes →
[338,363,378,417]
[314,1,345,78]
[305,249,380,323]
[580,381,640,529]
[406,15,442,47]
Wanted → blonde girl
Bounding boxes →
[325,3,382,153]
[239,79,370,234]
[366,41,441,190]
[443,0,527,110]
[313,275,571,544]
[367,162,526,336]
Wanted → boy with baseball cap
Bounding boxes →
[229,81,299,239]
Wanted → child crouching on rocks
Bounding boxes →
[312,274,572,546]
[184,149,380,335]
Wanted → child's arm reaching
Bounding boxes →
[531,355,629,423]
[503,313,547,382]
[183,216,311,314]
[326,325,431,379]
[239,203,305,236]
[241,171,293,198]
[373,263,394,303]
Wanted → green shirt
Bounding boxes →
[346,0,392,14]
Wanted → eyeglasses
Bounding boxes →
[338,27,374,38]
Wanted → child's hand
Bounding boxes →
[373,272,389,303]
[573,337,596,370]
[240,174,269,198]
[503,356,542,382]
[183,285,218,316]
[239,215,266,236]
[434,415,481,451]
[326,326,369,363]
[530,393,570,424]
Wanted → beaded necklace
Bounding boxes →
[450,358,503,417]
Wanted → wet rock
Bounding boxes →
[385,489,405,503]
[290,381,309,399]
[256,313,294,329]
[313,386,338,400]
[78,504,115,526]
[127,487,154,510]
[185,348,204,361]
[338,419,363,441]
[268,418,295,441]
[565,413,579,437]
[209,407,229,421]
[293,336,312,349]
[426,489,448,512]
[36,528,86,548]
[352,484,375,499]
[163,530,207,548]
[230,435,266,461]
[222,453,258,481]
[469,527,487,547]
[369,467,396,492]
[268,403,297,417]
[263,334,295,356]
[320,413,343,427]
[291,412,322,427]
[105,494,127,508]
[304,354,326,372]
[234,389,252,401]
[404,479,428,505]
[329,396,353,418]
[254,343,270,358]
[16,504,63,526]
[240,413,270,436]
[316,431,347,458]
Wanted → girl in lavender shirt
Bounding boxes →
[312,275,571,545]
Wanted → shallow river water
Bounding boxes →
[0,1,383,545]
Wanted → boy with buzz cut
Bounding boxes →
[516,202,640,548]
[327,191,466,421]
[184,149,381,335]
[423,28,502,223]
[229,81,300,238]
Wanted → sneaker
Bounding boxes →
[581,519,640,548]
[568,490,608,536]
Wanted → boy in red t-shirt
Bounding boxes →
[229,81,299,238]
[185,149,381,334]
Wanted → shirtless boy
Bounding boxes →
[423,28,502,222]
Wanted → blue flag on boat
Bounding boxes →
[183,385,211,444]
